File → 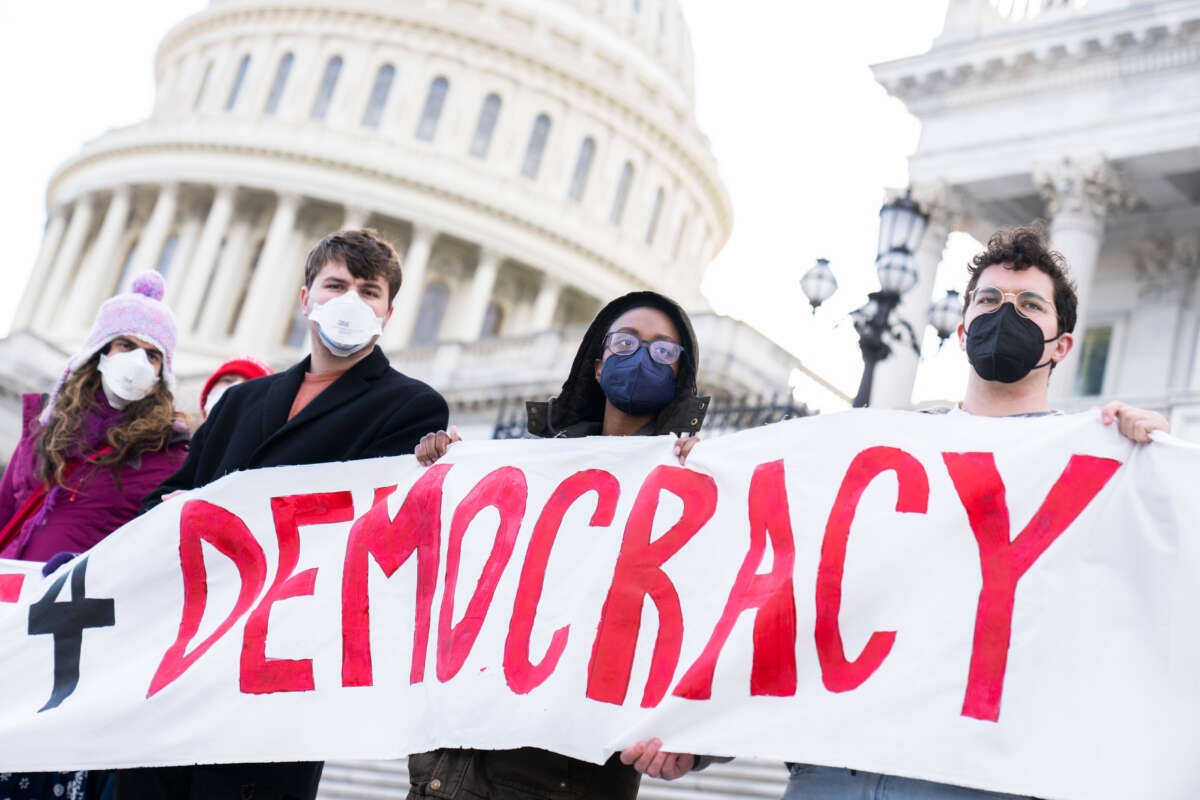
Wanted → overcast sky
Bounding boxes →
[0,0,975,410]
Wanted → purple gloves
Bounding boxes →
[41,552,76,577]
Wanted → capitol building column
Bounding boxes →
[35,197,96,331]
[528,274,563,331]
[234,192,301,351]
[177,185,237,332]
[127,183,180,279]
[1035,156,1130,400]
[342,206,369,231]
[453,249,502,342]
[384,224,436,349]
[67,185,133,328]
[197,220,253,340]
[15,205,70,331]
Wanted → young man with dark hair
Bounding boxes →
[956,225,1164,435]
[781,225,1168,800]
[118,228,449,800]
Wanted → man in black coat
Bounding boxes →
[118,228,448,800]
[142,344,445,506]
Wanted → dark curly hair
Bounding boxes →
[963,224,1078,334]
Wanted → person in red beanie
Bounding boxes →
[198,356,274,419]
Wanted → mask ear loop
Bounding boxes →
[1032,329,1063,370]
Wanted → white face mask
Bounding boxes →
[98,348,159,407]
[307,291,385,358]
[203,385,230,418]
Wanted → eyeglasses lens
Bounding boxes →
[606,333,639,354]
[972,288,1052,319]
[605,332,682,365]
[649,341,681,365]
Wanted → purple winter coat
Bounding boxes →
[0,393,187,563]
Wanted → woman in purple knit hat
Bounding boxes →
[0,271,188,800]
[0,270,188,564]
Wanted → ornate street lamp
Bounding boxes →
[875,248,920,295]
[799,188,932,408]
[876,189,929,259]
[928,289,963,348]
[800,258,838,312]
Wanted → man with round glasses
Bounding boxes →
[782,224,1171,800]
[953,226,1167,440]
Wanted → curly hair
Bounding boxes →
[963,224,1078,334]
[35,355,179,489]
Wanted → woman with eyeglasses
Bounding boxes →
[409,291,714,799]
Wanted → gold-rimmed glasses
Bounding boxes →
[967,287,1054,320]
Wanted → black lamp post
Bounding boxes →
[800,188,932,407]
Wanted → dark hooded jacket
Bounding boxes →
[408,292,713,800]
[526,291,710,438]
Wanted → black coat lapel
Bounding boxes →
[259,358,309,444]
[247,348,388,465]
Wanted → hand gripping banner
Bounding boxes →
[0,410,1197,799]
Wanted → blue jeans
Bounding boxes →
[782,764,1039,800]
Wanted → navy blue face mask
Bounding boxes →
[599,347,678,416]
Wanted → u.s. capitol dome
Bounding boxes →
[9,0,810,438]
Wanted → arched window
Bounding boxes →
[480,301,504,339]
[264,53,293,115]
[194,61,213,110]
[1075,326,1113,396]
[410,282,450,345]
[310,56,343,120]
[645,187,664,244]
[520,114,552,179]
[567,137,595,203]
[416,76,449,141]
[361,63,396,128]
[672,214,688,260]
[156,233,180,281]
[469,94,502,158]
[225,55,250,111]
[609,161,634,225]
[228,241,264,335]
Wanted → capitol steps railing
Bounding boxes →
[318,757,789,800]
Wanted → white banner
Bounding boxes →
[0,410,1197,799]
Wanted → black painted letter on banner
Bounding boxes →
[28,558,115,712]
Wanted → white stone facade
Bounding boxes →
[12,0,812,439]
[871,0,1200,440]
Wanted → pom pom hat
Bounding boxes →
[39,271,178,425]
